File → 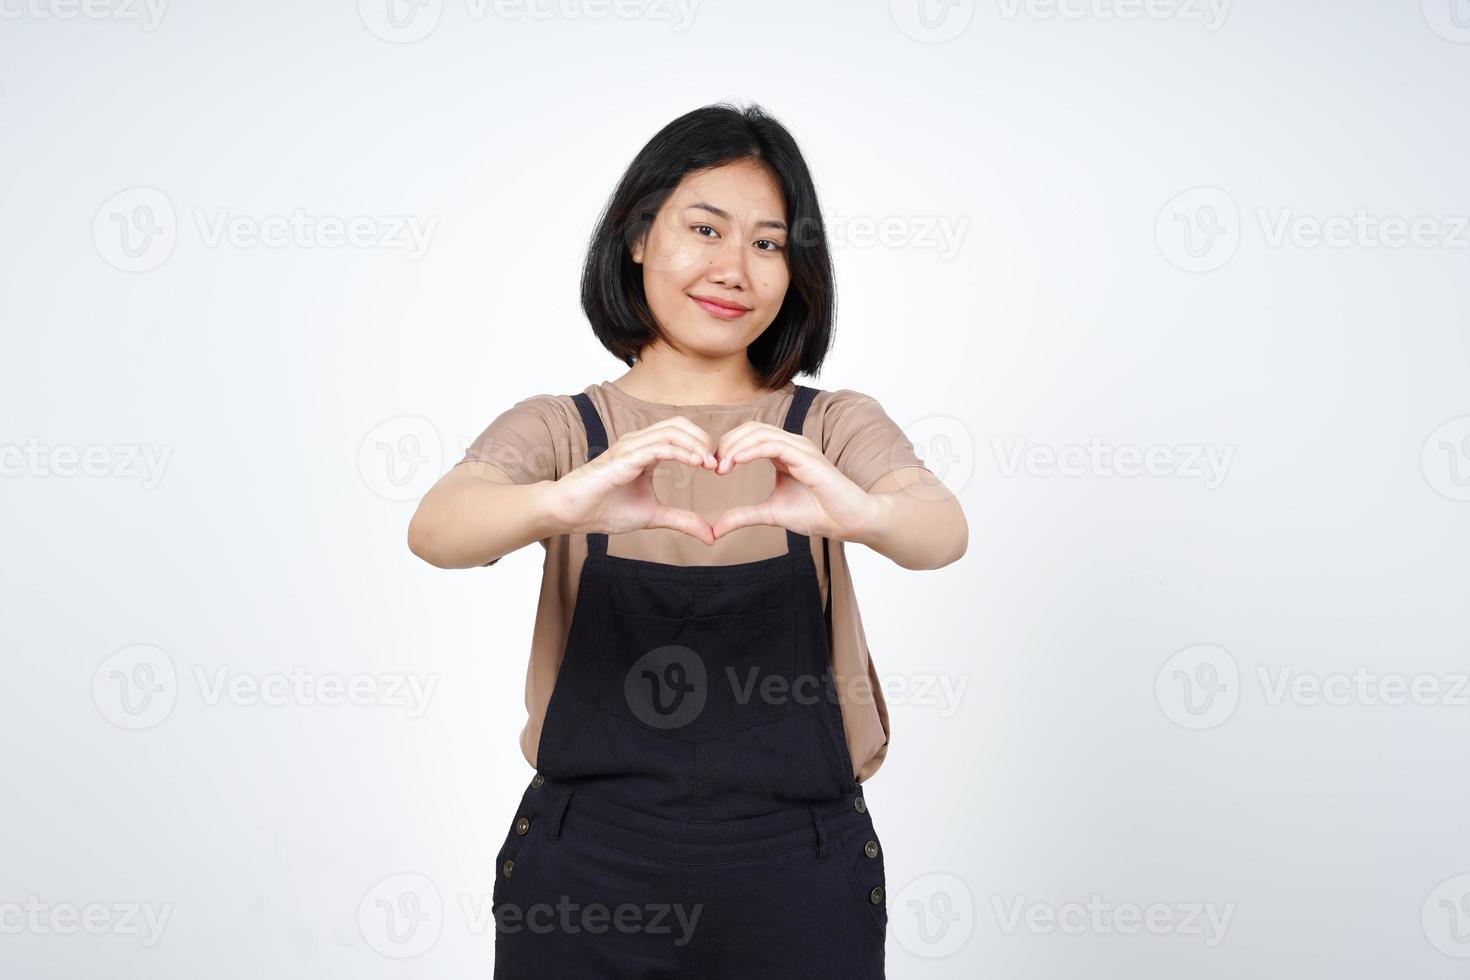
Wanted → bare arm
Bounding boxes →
[407,461,565,570]
[408,416,723,569]
[848,466,968,571]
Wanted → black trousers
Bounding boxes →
[492,775,889,979]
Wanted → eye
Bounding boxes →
[755,239,785,252]
[692,224,718,238]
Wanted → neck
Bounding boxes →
[615,345,770,406]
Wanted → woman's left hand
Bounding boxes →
[707,421,878,542]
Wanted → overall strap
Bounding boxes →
[570,391,609,557]
[568,385,819,559]
[780,385,819,556]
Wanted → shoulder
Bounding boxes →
[503,391,579,420]
[811,386,891,419]
[807,386,903,443]
[459,391,583,483]
[802,384,929,491]
[481,391,587,439]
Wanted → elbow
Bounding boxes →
[929,504,969,570]
[407,511,447,568]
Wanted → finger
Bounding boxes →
[716,431,812,475]
[634,417,717,457]
[647,505,716,546]
[600,444,706,485]
[719,439,826,485]
[713,421,776,462]
[710,501,778,539]
[616,428,715,465]
[621,422,717,467]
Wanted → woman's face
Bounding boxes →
[630,158,791,363]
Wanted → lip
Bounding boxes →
[689,293,751,319]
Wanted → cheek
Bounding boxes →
[641,235,706,278]
[759,270,791,303]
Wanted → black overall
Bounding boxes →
[492,385,889,979]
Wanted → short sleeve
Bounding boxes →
[455,394,568,486]
[454,394,570,566]
[820,388,932,492]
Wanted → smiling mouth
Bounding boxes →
[689,294,750,318]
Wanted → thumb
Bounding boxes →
[709,503,773,540]
[647,505,716,547]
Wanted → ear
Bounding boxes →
[630,230,645,265]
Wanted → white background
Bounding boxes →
[4,0,1469,976]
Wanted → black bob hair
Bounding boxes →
[579,102,835,391]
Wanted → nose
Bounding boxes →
[703,236,748,290]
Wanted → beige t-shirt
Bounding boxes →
[456,379,931,785]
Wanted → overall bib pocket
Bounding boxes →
[599,605,797,743]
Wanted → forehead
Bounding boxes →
[670,161,787,220]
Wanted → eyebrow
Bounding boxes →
[686,202,788,233]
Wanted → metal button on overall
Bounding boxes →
[515,817,530,836]
[865,839,879,859]
[530,774,544,789]
[501,858,514,878]
[854,795,867,813]
[869,886,884,904]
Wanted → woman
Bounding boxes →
[409,101,967,978]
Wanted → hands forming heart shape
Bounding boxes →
[547,416,879,547]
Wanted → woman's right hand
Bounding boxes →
[544,417,719,546]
